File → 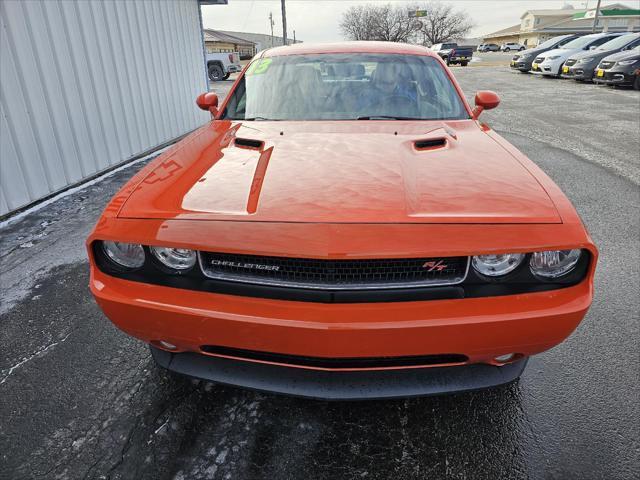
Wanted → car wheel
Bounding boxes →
[519,47,525,51]
[461,62,468,67]
[444,56,450,66]
[208,64,224,82]
[634,75,640,91]
[505,48,510,52]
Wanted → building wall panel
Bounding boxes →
[0,0,209,216]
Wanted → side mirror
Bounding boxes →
[196,92,219,116]
[472,90,500,119]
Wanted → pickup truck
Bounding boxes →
[206,52,242,81]
[431,43,473,66]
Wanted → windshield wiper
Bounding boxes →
[356,115,424,120]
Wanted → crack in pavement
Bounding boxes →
[0,331,73,385]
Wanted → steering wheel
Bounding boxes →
[377,95,418,117]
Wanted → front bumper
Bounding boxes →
[91,263,593,397]
[510,59,533,71]
[561,65,595,81]
[593,69,636,86]
[227,64,241,73]
[150,345,528,400]
[536,64,557,75]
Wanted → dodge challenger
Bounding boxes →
[88,42,597,400]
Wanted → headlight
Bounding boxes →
[618,59,639,66]
[548,55,561,60]
[101,241,145,269]
[150,246,197,271]
[472,253,525,277]
[530,249,582,278]
[578,57,594,64]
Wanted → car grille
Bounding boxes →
[534,56,545,63]
[599,61,615,69]
[565,59,577,67]
[199,252,469,290]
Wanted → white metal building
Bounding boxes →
[0,0,221,217]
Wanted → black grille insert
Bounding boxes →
[200,345,469,369]
[199,252,469,290]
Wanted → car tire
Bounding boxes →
[444,56,450,66]
[505,48,510,52]
[208,64,224,82]
[519,47,525,51]
[634,75,640,91]
[461,62,468,67]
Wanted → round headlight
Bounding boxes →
[472,253,525,277]
[101,241,145,269]
[530,249,582,278]
[150,246,197,271]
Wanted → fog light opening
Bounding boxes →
[494,353,516,364]
[156,340,178,351]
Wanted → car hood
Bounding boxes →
[518,46,548,56]
[118,120,561,224]
[602,49,640,62]
[569,48,620,62]
[542,48,580,60]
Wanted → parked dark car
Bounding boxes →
[431,43,473,66]
[510,35,581,72]
[562,33,640,81]
[594,46,640,89]
[478,43,499,52]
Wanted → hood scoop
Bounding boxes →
[235,137,264,150]
[414,138,448,151]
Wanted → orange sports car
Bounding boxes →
[88,42,597,400]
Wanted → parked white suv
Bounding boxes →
[501,43,525,52]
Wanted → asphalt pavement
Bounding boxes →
[1,67,639,480]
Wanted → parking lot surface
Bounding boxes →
[1,67,639,480]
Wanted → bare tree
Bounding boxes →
[340,4,419,43]
[340,2,473,46]
[416,2,474,46]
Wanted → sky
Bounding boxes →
[200,0,620,42]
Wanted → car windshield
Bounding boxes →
[595,34,637,51]
[222,53,469,121]
[538,36,569,49]
[561,35,601,49]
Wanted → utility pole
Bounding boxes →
[293,30,296,44]
[269,12,274,46]
[591,0,602,33]
[281,0,287,46]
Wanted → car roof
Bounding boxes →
[259,41,436,58]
